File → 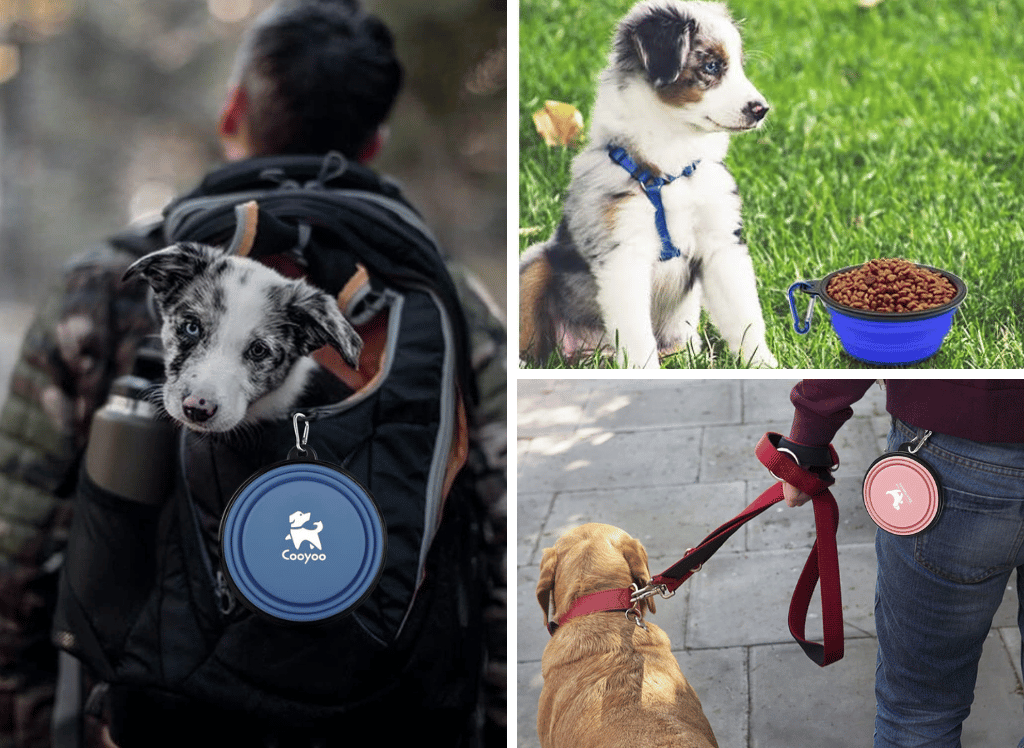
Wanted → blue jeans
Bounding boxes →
[874,419,1024,748]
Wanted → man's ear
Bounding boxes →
[123,243,218,306]
[218,85,251,162]
[355,125,388,163]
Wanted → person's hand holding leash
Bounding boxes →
[783,482,815,507]
[776,436,837,507]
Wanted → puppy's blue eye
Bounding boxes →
[179,318,201,339]
[702,60,722,75]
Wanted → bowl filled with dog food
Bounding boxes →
[787,258,967,365]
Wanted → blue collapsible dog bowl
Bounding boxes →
[220,457,386,625]
[787,263,967,365]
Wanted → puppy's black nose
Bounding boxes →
[745,100,770,122]
[182,396,217,423]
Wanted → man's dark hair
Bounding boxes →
[236,0,403,157]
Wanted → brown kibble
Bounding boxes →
[825,259,957,314]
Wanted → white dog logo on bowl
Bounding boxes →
[286,510,324,551]
[885,487,911,510]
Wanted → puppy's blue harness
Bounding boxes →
[607,145,700,262]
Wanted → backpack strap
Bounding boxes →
[173,152,407,205]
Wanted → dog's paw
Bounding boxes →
[659,331,704,360]
[616,349,661,370]
[746,348,779,369]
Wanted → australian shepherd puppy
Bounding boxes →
[520,0,777,369]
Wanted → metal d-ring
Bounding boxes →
[625,606,648,630]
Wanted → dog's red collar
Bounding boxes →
[548,587,634,635]
[546,433,845,668]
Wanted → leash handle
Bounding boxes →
[651,432,844,666]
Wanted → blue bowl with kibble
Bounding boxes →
[787,263,967,365]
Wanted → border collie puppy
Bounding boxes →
[520,0,777,369]
[124,242,362,433]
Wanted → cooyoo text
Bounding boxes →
[282,550,328,564]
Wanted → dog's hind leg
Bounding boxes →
[519,247,555,363]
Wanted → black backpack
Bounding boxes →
[52,153,487,747]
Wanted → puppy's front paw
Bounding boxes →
[746,347,778,369]
[616,347,661,370]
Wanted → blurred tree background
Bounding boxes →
[0,0,506,390]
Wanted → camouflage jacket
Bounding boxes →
[0,203,506,744]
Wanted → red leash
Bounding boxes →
[549,432,845,667]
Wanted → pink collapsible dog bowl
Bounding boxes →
[862,452,942,536]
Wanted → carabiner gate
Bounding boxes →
[787,281,816,335]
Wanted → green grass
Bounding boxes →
[519,0,1024,369]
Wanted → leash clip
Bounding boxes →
[626,581,678,629]
[625,583,648,629]
[624,587,648,630]
[630,581,675,605]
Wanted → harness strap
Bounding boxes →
[550,432,845,668]
[607,145,700,262]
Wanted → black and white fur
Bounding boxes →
[519,0,777,369]
[124,242,362,433]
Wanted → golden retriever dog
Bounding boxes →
[535,523,718,748]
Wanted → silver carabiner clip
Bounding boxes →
[289,412,320,461]
[630,582,676,605]
[906,429,933,455]
[292,412,311,456]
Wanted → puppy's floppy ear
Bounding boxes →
[629,13,695,87]
[123,242,218,305]
[536,546,558,629]
[620,535,657,616]
[282,282,363,367]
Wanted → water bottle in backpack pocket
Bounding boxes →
[53,367,175,678]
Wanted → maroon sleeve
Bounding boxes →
[788,380,877,447]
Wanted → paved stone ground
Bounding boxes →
[517,378,1023,748]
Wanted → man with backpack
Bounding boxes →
[0,1,506,746]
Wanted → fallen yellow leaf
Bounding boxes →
[533,100,584,147]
